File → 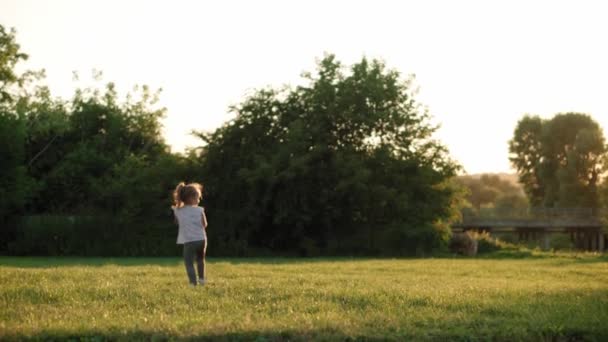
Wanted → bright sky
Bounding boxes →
[2,0,607,174]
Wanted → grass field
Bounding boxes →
[1,255,607,341]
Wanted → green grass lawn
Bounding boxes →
[1,255,607,341]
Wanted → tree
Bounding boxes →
[0,25,28,103]
[456,174,527,213]
[509,113,607,208]
[508,116,544,206]
[0,25,213,256]
[0,25,36,220]
[197,55,461,256]
[0,106,29,219]
[600,177,608,231]
[30,82,170,213]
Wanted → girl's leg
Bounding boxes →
[196,239,207,282]
[183,242,198,285]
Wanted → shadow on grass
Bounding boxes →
[1,251,606,268]
[2,327,606,342]
[217,256,388,265]
[0,330,387,342]
[473,250,608,263]
[0,256,183,268]
[0,256,420,268]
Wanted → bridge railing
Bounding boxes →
[461,207,607,221]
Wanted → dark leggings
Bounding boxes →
[183,240,207,285]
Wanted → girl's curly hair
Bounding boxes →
[172,182,203,207]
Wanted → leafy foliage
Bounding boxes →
[198,55,461,256]
[509,113,607,208]
[0,25,37,221]
[2,26,464,257]
[456,173,528,216]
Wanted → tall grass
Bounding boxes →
[1,255,607,341]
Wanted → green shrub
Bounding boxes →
[449,232,478,256]
[448,230,525,256]
[3,215,178,257]
[549,234,574,250]
[465,231,519,254]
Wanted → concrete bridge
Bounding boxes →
[452,208,606,252]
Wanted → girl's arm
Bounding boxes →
[171,207,178,225]
[202,208,208,229]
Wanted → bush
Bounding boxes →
[474,232,502,254]
[2,215,179,257]
[448,231,523,256]
[469,231,519,254]
[493,232,517,244]
[449,232,478,256]
[549,234,574,251]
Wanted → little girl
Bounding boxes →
[172,182,208,286]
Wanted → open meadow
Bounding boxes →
[1,255,607,341]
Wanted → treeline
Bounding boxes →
[455,174,528,216]
[1,26,461,256]
[0,32,196,254]
[2,26,607,257]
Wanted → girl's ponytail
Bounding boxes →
[173,182,186,208]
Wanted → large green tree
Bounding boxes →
[198,55,461,256]
[509,113,607,209]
